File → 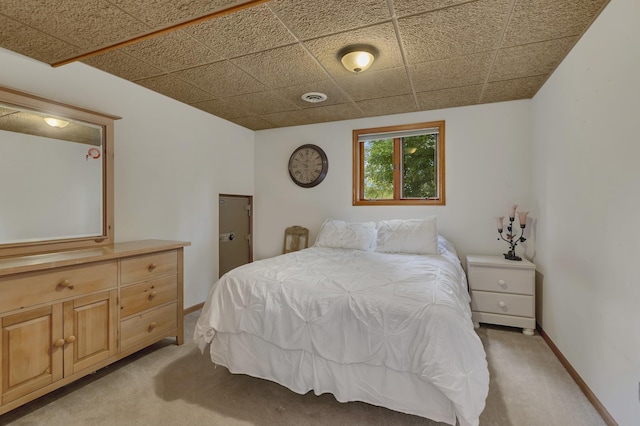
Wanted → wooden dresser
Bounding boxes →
[467,255,536,336]
[0,239,189,414]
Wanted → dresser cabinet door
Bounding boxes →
[63,290,117,376]
[1,305,63,404]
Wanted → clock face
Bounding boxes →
[288,144,328,188]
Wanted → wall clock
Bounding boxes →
[288,144,328,188]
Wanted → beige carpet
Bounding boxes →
[0,311,606,426]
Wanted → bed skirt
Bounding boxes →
[207,331,458,425]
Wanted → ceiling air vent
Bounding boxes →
[301,92,328,103]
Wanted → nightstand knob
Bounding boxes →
[498,301,506,308]
[498,279,506,286]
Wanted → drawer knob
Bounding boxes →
[65,335,76,344]
[498,301,506,308]
[148,321,157,332]
[498,279,506,286]
[148,263,157,272]
[148,290,157,300]
[53,338,65,348]
[58,279,74,290]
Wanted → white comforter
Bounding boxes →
[195,241,488,426]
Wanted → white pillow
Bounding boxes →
[376,216,439,254]
[314,219,377,251]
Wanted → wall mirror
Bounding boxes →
[0,85,119,257]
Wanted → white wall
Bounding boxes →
[254,100,533,263]
[0,48,255,308]
[531,0,640,424]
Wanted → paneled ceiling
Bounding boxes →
[0,0,609,130]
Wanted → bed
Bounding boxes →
[194,217,489,426]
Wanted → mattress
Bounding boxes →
[194,237,489,426]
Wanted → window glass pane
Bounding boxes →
[353,120,444,206]
[402,134,438,198]
[363,138,393,199]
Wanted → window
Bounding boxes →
[353,121,445,206]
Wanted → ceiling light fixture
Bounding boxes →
[44,117,69,128]
[338,45,377,73]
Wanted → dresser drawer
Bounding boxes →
[120,251,177,285]
[120,302,177,351]
[120,276,177,318]
[468,265,534,295]
[0,261,117,313]
[471,291,534,318]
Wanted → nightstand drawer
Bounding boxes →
[471,291,534,317]
[468,265,534,295]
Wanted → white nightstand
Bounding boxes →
[467,255,536,336]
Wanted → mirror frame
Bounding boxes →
[0,85,120,257]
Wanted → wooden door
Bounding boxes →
[219,194,252,277]
[1,305,63,404]
[63,290,117,376]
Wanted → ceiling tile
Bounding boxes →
[1,0,150,51]
[336,67,412,101]
[135,74,215,104]
[490,37,578,82]
[119,30,220,72]
[231,44,328,88]
[502,0,608,47]
[259,109,316,128]
[416,85,483,110]
[0,15,80,64]
[304,23,404,78]
[171,61,267,97]
[410,52,494,93]
[481,75,547,104]
[300,102,364,124]
[185,5,296,59]
[399,0,511,62]
[269,0,390,39]
[108,0,240,28]
[190,99,252,120]
[82,50,164,81]
[356,94,418,116]
[278,80,352,109]
[392,0,471,17]
[222,91,300,116]
[228,116,278,131]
